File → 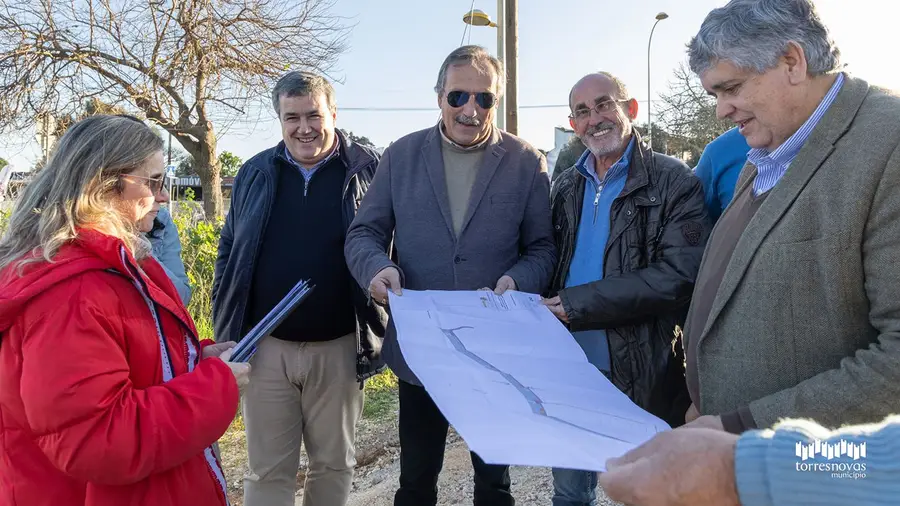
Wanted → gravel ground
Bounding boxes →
[221,403,619,506]
[341,429,620,506]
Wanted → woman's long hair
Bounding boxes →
[0,115,164,272]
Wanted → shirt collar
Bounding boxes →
[284,134,341,173]
[747,73,845,170]
[575,136,635,186]
[439,121,492,151]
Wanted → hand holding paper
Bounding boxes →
[369,267,401,305]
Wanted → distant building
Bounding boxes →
[168,176,235,201]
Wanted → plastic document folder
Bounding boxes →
[230,279,315,363]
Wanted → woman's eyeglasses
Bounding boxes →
[446,90,497,109]
[120,174,166,196]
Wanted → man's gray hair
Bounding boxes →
[434,45,505,98]
[272,71,336,116]
[688,0,841,76]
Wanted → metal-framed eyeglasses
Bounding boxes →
[120,174,166,196]
[568,99,629,122]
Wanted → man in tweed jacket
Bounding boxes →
[682,0,900,434]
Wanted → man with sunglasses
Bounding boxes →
[345,45,556,506]
[541,72,710,506]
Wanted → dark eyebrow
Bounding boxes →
[572,101,589,111]
[593,95,614,105]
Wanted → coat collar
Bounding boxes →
[421,124,507,238]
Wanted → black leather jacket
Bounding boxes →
[213,130,388,383]
[549,134,711,426]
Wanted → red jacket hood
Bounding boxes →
[0,229,193,335]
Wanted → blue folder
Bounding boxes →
[230,279,315,363]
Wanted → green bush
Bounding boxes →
[170,202,220,339]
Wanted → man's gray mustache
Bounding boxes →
[455,115,481,126]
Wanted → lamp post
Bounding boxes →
[647,12,668,148]
[462,2,513,132]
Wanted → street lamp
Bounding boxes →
[462,3,506,131]
[462,9,496,27]
[647,12,668,149]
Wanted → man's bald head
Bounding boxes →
[567,71,638,163]
[568,72,630,110]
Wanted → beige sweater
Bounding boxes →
[440,131,488,237]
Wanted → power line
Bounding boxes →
[461,0,476,46]
[340,104,568,112]
[338,100,666,112]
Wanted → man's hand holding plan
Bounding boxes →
[388,289,670,472]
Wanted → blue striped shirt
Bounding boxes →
[747,73,844,196]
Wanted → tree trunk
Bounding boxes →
[192,127,223,221]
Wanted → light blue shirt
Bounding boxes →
[565,138,634,372]
[148,206,192,305]
[747,73,844,195]
[284,135,341,183]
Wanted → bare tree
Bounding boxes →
[0,0,348,219]
[657,63,734,163]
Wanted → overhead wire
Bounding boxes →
[461,0,476,46]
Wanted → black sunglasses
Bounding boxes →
[446,90,497,109]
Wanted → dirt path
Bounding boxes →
[325,422,617,506]
[221,409,618,506]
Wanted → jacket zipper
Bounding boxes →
[592,182,603,224]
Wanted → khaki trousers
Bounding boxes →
[242,333,363,506]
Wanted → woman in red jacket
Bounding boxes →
[0,115,250,506]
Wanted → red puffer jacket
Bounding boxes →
[0,230,239,506]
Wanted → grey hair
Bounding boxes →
[272,71,336,116]
[0,115,162,271]
[434,45,505,98]
[688,0,841,76]
[568,71,630,110]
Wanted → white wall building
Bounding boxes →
[545,126,575,179]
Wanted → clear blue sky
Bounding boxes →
[2,0,897,169]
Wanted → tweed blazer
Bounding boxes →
[344,124,556,384]
[684,74,900,429]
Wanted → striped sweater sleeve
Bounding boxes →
[735,415,900,506]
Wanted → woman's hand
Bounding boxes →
[216,347,251,389]
[202,341,236,360]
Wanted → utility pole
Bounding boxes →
[504,0,518,135]
[495,0,506,131]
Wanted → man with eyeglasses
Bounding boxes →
[541,72,710,506]
[345,45,556,506]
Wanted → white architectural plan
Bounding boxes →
[388,289,670,472]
